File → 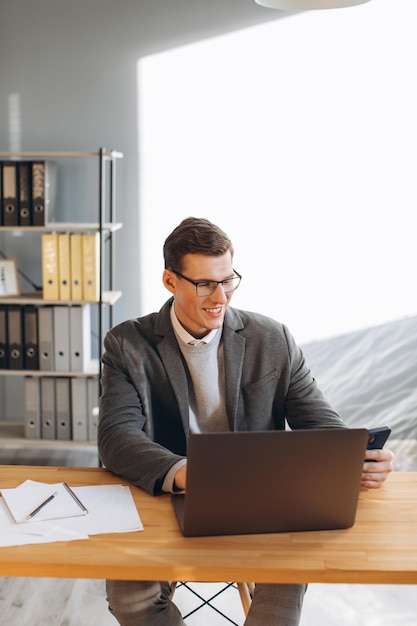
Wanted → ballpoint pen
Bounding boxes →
[63,482,88,515]
[26,491,58,520]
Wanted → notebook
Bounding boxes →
[1,480,89,524]
[172,428,368,537]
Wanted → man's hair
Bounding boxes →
[163,217,234,271]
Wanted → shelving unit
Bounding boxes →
[0,148,123,445]
[0,421,96,449]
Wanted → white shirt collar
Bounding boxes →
[170,302,219,345]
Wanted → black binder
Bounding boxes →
[0,305,8,369]
[23,305,39,370]
[6,305,24,370]
[1,161,19,226]
[31,161,57,226]
[18,161,32,226]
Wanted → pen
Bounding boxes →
[63,482,88,515]
[26,491,58,520]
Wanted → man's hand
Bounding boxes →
[174,464,187,491]
[361,447,394,489]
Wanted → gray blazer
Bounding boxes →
[98,298,344,494]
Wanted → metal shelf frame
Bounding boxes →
[0,148,123,443]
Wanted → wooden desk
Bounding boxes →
[0,467,416,585]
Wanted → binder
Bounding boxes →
[53,306,70,371]
[17,161,32,226]
[24,377,41,439]
[23,305,39,370]
[41,233,59,300]
[69,234,83,300]
[38,305,54,371]
[58,233,71,300]
[87,377,99,441]
[31,160,57,226]
[71,377,88,441]
[6,305,23,370]
[81,233,100,301]
[55,377,71,440]
[1,161,18,226]
[40,377,56,439]
[69,304,91,371]
[0,305,8,369]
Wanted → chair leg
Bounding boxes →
[171,581,254,617]
[237,582,254,616]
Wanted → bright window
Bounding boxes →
[138,0,416,344]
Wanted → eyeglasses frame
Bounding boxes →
[170,268,242,297]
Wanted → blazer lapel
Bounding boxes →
[223,308,246,430]
[155,300,247,436]
[155,300,191,437]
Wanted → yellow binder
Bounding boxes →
[81,233,100,302]
[58,233,71,300]
[69,234,83,301]
[41,233,59,300]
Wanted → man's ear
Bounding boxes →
[162,269,176,294]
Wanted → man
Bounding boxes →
[98,217,394,626]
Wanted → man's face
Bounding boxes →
[163,252,235,338]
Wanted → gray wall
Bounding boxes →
[0,0,284,323]
[0,0,285,419]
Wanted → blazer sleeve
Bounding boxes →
[98,327,186,495]
[282,324,346,429]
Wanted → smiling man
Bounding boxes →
[98,217,394,626]
[164,253,238,336]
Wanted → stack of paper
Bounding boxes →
[0,480,143,547]
[1,481,88,523]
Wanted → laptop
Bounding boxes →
[171,428,368,537]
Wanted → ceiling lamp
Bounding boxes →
[254,0,371,9]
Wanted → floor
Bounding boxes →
[0,438,415,625]
[1,578,415,625]
[176,582,417,626]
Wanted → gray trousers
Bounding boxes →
[106,580,307,626]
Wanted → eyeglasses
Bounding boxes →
[171,269,242,297]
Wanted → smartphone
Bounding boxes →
[367,426,391,451]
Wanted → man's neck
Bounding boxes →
[170,303,219,344]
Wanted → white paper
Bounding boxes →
[1,481,88,523]
[58,484,144,535]
[0,481,143,548]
